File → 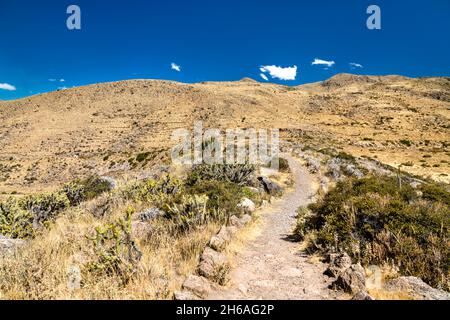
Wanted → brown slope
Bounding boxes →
[0,75,449,195]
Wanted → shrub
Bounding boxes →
[0,199,34,239]
[399,139,412,147]
[19,192,70,228]
[78,176,113,200]
[187,164,256,186]
[62,182,86,206]
[186,180,243,219]
[85,207,142,285]
[304,175,449,290]
[164,195,209,232]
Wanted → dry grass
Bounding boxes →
[0,196,221,300]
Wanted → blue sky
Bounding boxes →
[1,0,449,100]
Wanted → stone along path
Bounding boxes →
[207,155,345,300]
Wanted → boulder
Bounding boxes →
[258,177,282,196]
[384,276,450,300]
[136,207,164,222]
[237,198,256,214]
[209,226,231,252]
[182,275,211,298]
[198,247,229,282]
[324,252,352,278]
[332,264,366,294]
[173,290,200,300]
[229,215,243,228]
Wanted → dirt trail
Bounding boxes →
[207,155,345,300]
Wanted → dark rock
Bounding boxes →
[258,176,282,196]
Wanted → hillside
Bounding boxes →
[0,74,449,196]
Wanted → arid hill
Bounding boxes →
[1,74,449,195]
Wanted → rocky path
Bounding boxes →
[207,155,345,300]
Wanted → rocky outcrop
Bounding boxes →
[385,276,450,300]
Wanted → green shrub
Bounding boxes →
[86,207,142,285]
[400,139,413,147]
[0,199,34,239]
[186,180,243,219]
[187,164,256,186]
[164,194,209,232]
[78,176,113,200]
[420,184,450,206]
[304,175,449,290]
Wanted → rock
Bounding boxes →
[352,290,375,300]
[131,221,153,239]
[136,207,164,222]
[229,215,243,228]
[198,247,229,282]
[240,214,252,226]
[325,252,352,278]
[258,176,282,196]
[238,198,256,214]
[209,226,231,252]
[182,275,211,298]
[384,276,450,300]
[333,264,366,294]
[173,290,200,300]
[0,236,25,255]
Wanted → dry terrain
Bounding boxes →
[1,73,449,195]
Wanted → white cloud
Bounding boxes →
[0,83,16,91]
[60,79,65,82]
[349,62,363,69]
[259,65,297,81]
[48,78,65,82]
[311,58,335,67]
[260,73,269,81]
[171,63,181,72]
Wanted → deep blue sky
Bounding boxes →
[1,0,449,100]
